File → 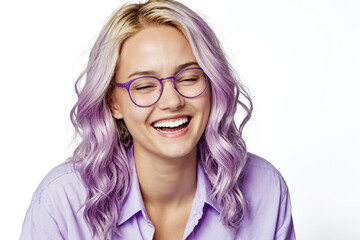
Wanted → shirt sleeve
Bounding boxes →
[275,188,296,240]
[20,195,64,240]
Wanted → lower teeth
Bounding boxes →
[158,128,184,133]
[155,124,187,133]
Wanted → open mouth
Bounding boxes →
[152,117,191,133]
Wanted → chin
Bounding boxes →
[158,144,196,160]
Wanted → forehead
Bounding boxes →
[117,25,196,78]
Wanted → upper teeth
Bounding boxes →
[153,117,189,128]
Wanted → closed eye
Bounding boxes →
[131,78,160,92]
[182,78,197,82]
[177,77,199,85]
[135,85,157,91]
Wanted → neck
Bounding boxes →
[133,147,197,210]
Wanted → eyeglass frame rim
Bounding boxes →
[112,67,209,107]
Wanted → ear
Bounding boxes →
[107,92,124,119]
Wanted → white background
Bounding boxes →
[1,0,359,239]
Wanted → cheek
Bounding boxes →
[202,90,212,116]
[121,107,152,131]
[195,91,212,129]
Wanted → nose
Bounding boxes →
[157,79,184,110]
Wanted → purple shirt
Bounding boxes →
[20,152,295,239]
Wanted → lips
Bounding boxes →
[152,116,191,133]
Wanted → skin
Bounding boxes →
[109,25,211,240]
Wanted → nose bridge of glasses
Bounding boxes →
[158,76,181,97]
[159,76,176,86]
[158,76,178,93]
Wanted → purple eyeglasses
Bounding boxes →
[113,67,208,107]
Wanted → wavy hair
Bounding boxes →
[70,0,252,238]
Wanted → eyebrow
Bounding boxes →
[127,61,199,79]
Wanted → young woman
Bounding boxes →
[20,0,295,239]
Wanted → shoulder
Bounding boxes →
[31,162,86,204]
[246,152,282,174]
[21,163,93,239]
[237,153,296,239]
[242,153,289,200]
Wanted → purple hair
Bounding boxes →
[70,0,252,238]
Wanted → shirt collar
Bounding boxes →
[117,147,220,226]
